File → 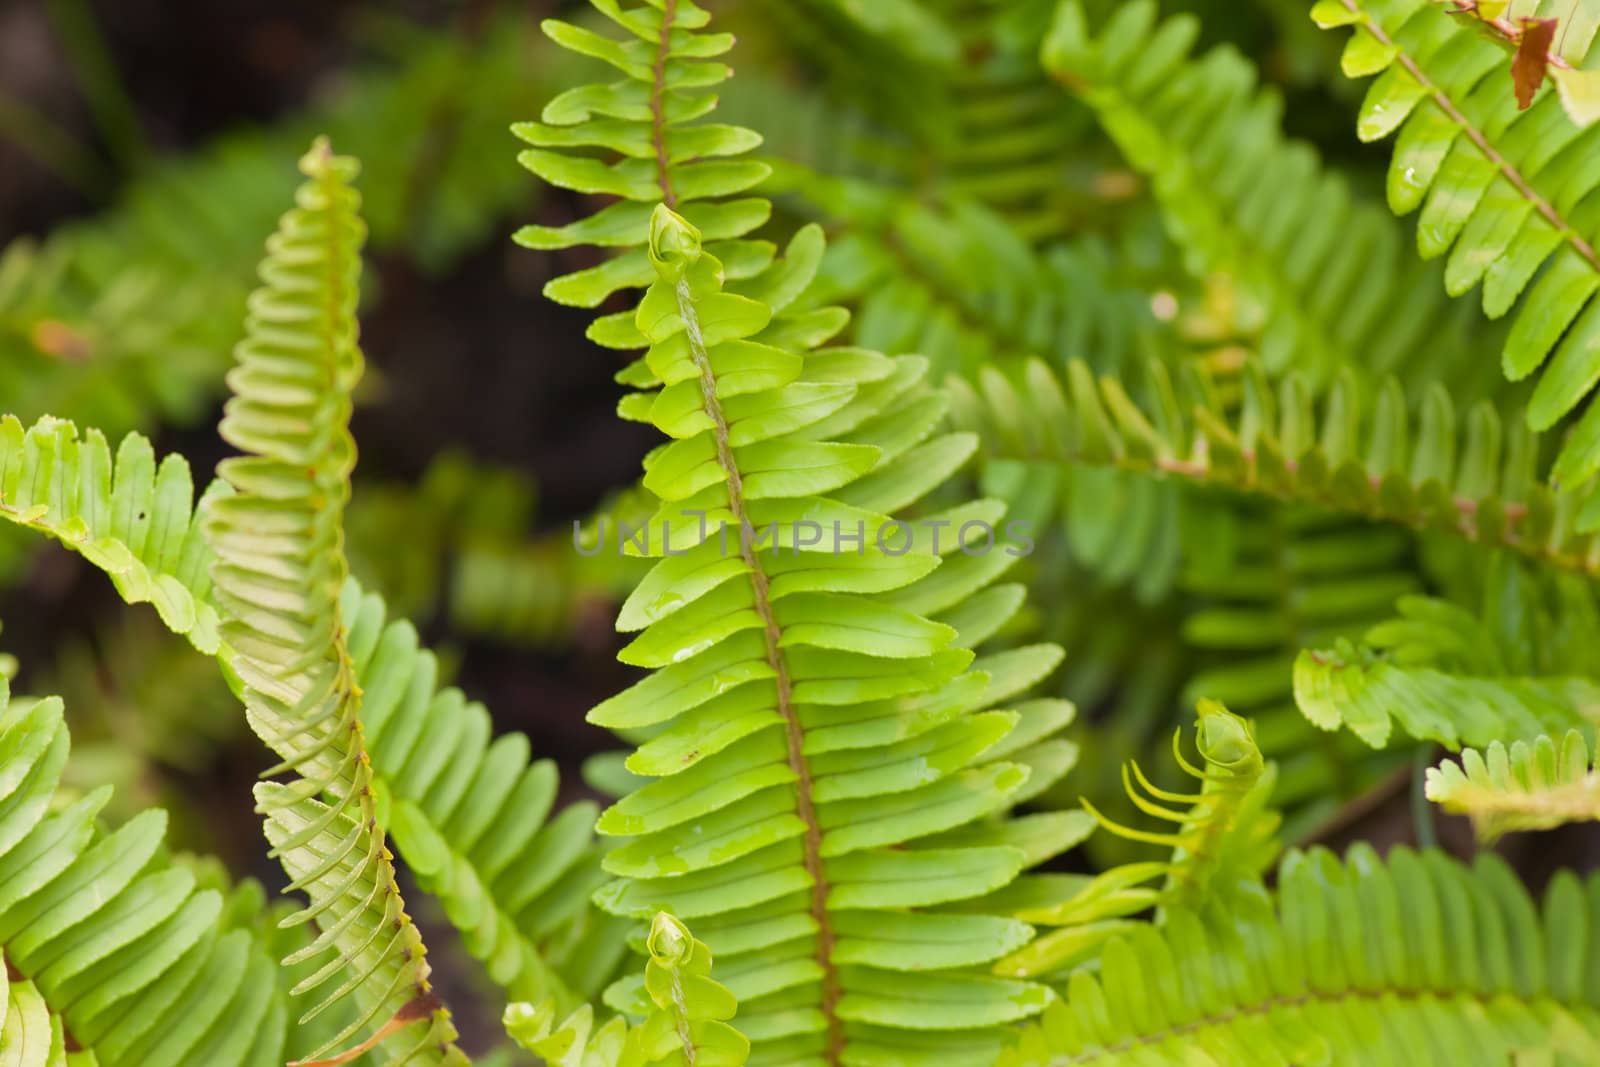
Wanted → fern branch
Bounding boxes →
[949,357,1600,582]
[520,4,1082,1062]
[1313,0,1600,486]
[1427,729,1600,841]
[0,412,628,1020]
[1004,844,1600,1064]
[504,912,750,1066]
[997,701,1279,979]
[1294,556,1600,749]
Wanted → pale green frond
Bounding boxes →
[1427,729,1600,841]
[0,407,630,1021]
[0,414,222,653]
[201,138,465,1065]
[505,912,749,1067]
[1294,557,1600,749]
[997,701,1279,979]
[522,7,1084,1061]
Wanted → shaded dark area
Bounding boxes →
[0,0,641,870]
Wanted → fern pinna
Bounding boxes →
[517,2,1081,1063]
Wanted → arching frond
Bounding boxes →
[1295,556,1600,749]
[202,139,464,1064]
[1428,729,1600,841]
[0,681,292,1067]
[504,912,749,1067]
[1004,844,1600,1065]
[0,415,222,653]
[997,701,1279,979]
[339,582,632,1010]
[1312,0,1600,486]
[949,356,1600,583]
[1042,0,1504,395]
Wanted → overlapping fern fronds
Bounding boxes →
[0,681,292,1067]
[1428,729,1600,841]
[1004,844,1600,1064]
[0,411,631,1024]
[1042,0,1505,397]
[504,912,749,1066]
[517,3,1088,1062]
[203,139,464,1065]
[1313,0,1600,486]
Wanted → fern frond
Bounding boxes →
[1295,556,1600,749]
[0,415,222,653]
[997,701,1279,978]
[1004,844,1600,1065]
[1427,729,1600,841]
[0,680,293,1067]
[202,139,464,1065]
[519,5,1087,1061]
[0,408,630,1018]
[1312,0,1600,485]
[505,912,749,1066]
[339,581,632,1009]
[950,356,1600,582]
[1042,0,1504,395]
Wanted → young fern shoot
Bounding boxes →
[205,139,465,1066]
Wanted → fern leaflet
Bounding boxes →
[1427,728,1600,841]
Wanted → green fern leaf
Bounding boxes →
[0,410,630,1020]
[950,356,1600,585]
[518,4,1086,1061]
[1004,844,1600,1064]
[1312,0,1600,486]
[0,680,292,1067]
[1294,558,1600,749]
[0,415,222,653]
[997,700,1279,978]
[1427,729,1600,841]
